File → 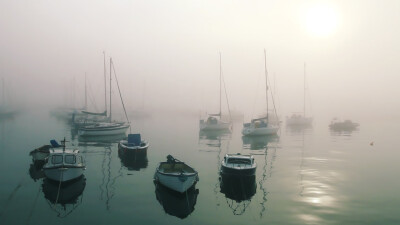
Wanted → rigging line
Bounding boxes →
[87,83,99,112]
[54,171,64,206]
[110,59,131,129]
[25,185,41,225]
[251,70,262,120]
[0,180,24,217]
[221,67,232,122]
[267,75,279,123]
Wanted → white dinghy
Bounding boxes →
[43,139,86,183]
[154,155,199,193]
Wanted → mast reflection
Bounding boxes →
[219,174,256,215]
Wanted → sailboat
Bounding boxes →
[242,50,279,136]
[286,63,313,126]
[78,57,130,136]
[200,53,232,131]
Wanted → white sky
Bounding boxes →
[1,0,400,121]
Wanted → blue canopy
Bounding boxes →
[128,134,141,146]
[50,140,61,147]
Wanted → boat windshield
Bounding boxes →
[52,155,63,164]
[65,155,76,164]
[227,158,252,165]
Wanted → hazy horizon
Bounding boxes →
[1,0,400,122]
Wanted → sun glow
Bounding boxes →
[303,4,339,37]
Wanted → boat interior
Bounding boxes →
[159,162,196,174]
[226,158,253,165]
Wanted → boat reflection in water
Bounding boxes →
[242,134,279,150]
[77,134,126,147]
[219,173,257,215]
[29,163,46,182]
[118,148,148,171]
[42,175,86,218]
[154,182,199,219]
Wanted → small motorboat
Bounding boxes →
[43,139,86,183]
[329,119,359,130]
[118,133,149,155]
[220,153,256,176]
[154,155,199,193]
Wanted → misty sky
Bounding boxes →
[1,0,399,121]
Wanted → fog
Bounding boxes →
[1,0,400,123]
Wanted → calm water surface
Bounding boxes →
[0,109,399,225]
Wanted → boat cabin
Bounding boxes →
[45,149,84,166]
[223,154,255,166]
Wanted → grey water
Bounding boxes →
[1,109,400,225]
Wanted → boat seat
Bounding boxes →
[128,134,141,146]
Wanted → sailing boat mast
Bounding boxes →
[1,78,4,105]
[84,73,87,110]
[219,52,222,117]
[264,49,269,122]
[303,62,306,118]
[109,58,112,121]
[103,51,107,117]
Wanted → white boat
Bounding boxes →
[118,133,149,155]
[242,118,279,136]
[200,53,232,131]
[154,155,199,193]
[78,122,129,136]
[200,116,231,131]
[78,56,130,136]
[329,119,359,130]
[43,140,86,182]
[242,50,280,136]
[220,153,256,176]
[287,63,313,126]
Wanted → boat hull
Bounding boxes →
[242,126,279,136]
[200,121,231,131]
[220,165,256,176]
[43,166,85,182]
[78,124,129,136]
[118,141,149,156]
[154,171,198,193]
